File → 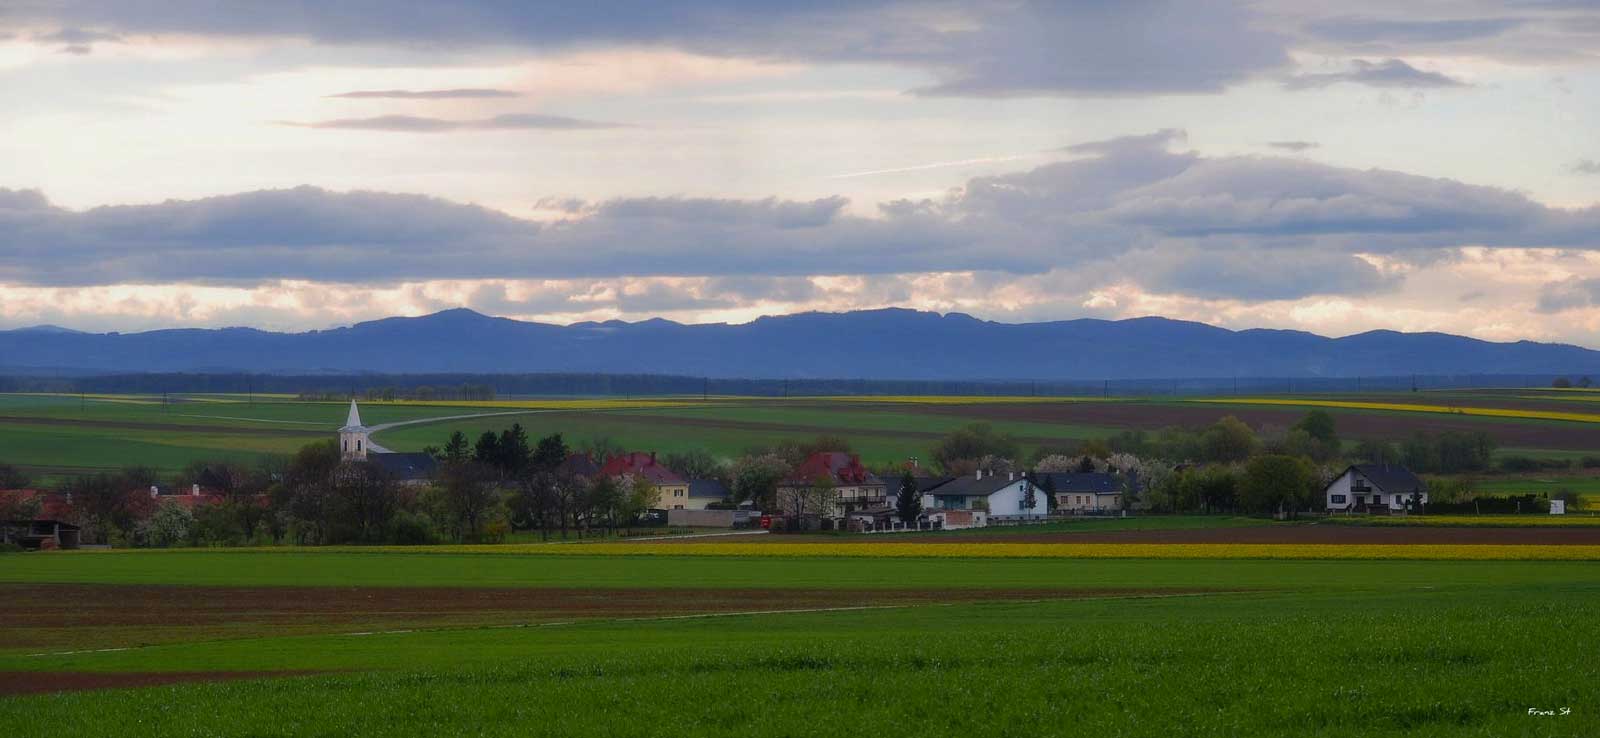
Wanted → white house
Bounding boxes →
[921,470,1048,521]
[1325,464,1427,512]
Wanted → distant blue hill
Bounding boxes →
[2,308,1598,380]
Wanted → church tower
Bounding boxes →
[339,399,370,460]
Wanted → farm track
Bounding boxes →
[893,402,1600,449]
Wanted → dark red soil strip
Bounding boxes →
[0,670,321,697]
[2,585,1233,656]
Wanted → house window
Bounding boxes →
[1331,494,1347,504]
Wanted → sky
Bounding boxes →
[2,1,1600,345]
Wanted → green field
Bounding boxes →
[8,388,1600,482]
[2,549,1596,737]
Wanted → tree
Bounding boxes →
[1552,376,1573,388]
[282,440,340,545]
[0,463,33,490]
[663,450,726,483]
[437,460,501,542]
[780,473,835,519]
[473,431,501,468]
[930,424,1020,473]
[530,433,569,474]
[439,431,471,464]
[895,471,922,523]
[329,461,397,543]
[496,423,532,476]
[732,454,790,510]
[1293,410,1338,445]
[1202,416,1258,463]
[62,473,141,544]
[1239,455,1318,516]
[1353,438,1400,465]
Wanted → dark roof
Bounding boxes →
[370,452,438,480]
[1033,472,1118,494]
[688,479,729,499]
[883,475,955,495]
[927,473,1031,498]
[559,453,600,477]
[1347,464,1424,494]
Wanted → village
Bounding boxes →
[2,400,1466,551]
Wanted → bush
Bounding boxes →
[1580,456,1600,469]
[387,510,438,545]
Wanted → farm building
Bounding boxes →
[778,452,886,517]
[1324,464,1427,512]
[921,470,1047,521]
[1036,472,1124,512]
[601,451,689,509]
[337,400,438,485]
[0,518,81,549]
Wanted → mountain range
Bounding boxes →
[3,308,1599,380]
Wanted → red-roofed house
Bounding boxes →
[600,451,690,509]
[777,452,886,519]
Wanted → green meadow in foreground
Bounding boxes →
[3,551,1598,737]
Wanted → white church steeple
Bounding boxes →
[339,399,370,460]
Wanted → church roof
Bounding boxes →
[340,399,365,432]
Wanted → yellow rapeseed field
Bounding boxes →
[1188,397,1600,424]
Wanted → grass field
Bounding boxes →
[9,387,1600,482]
[2,547,1596,737]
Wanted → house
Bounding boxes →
[921,470,1047,521]
[337,400,438,485]
[684,479,730,511]
[600,451,690,509]
[880,473,955,509]
[777,452,886,518]
[1325,464,1427,512]
[1035,472,1124,513]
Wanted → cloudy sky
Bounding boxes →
[3,1,1600,345]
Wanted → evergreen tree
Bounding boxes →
[895,470,922,523]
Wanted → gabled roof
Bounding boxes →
[369,452,438,481]
[688,479,729,499]
[786,452,881,487]
[926,473,1031,498]
[600,452,686,486]
[559,453,600,478]
[0,489,74,520]
[1346,464,1424,494]
[1034,472,1118,495]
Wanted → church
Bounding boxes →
[338,400,439,484]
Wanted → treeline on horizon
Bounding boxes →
[0,371,1579,398]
